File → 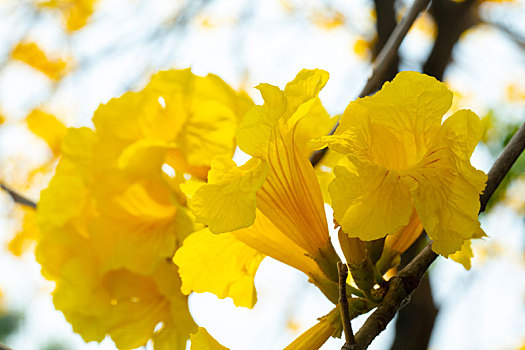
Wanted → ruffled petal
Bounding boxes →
[174,228,264,308]
[440,109,483,160]
[406,149,486,256]
[330,159,413,241]
[188,157,269,233]
[449,239,474,270]
[283,68,329,118]
[330,71,452,170]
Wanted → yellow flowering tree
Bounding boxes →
[0,0,524,349]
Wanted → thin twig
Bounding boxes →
[0,183,37,209]
[309,0,431,166]
[338,262,356,350]
[353,120,525,349]
[359,0,431,99]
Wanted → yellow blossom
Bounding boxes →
[37,127,196,348]
[310,9,345,30]
[11,42,69,80]
[36,69,249,348]
[37,0,98,31]
[8,207,39,256]
[26,109,68,156]
[317,71,487,257]
[353,37,374,60]
[179,69,341,304]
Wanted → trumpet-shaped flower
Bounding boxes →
[178,69,341,305]
[317,71,487,256]
[36,69,250,348]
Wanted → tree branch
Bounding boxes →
[372,0,399,86]
[480,122,525,213]
[310,0,430,166]
[0,183,37,209]
[423,0,480,80]
[338,262,357,350]
[354,120,525,349]
[359,0,430,99]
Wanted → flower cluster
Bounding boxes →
[36,68,252,348]
[36,68,487,349]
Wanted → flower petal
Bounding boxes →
[188,157,269,233]
[174,228,264,308]
[407,152,486,256]
[330,159,413,241]
[449,239,474,270]
[331,71,452,170]
[190,327,228,350]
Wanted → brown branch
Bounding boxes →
[359,0,431,99]
[372,0,399,85]
[0,183,37,209]
[310,0,430,166]
[354,120,525,349]
[338,262,357,350]
[390,235,438,350]
[423,0,480,80]
[480,122,525,212]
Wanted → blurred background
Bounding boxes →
[0,0,524,349]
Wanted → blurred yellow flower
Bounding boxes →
[311,9,345,30]
[37,0,98,31]
[8,207,39,257]
[11,42,70,81]
[36,69,250,348]
[317,71,487,257]
[353,37,374,60]
[26,109,68,156]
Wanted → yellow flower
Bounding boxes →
[37,0,98,31]
[310,9,345,30]
[178,69,341,305]
[318,71,487,257]
[36,69,249,348]
[94,69,252,182]
[26,109,68,156]
[8,207,39,257]
[11,42,70,80]
[37,127,196,349]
